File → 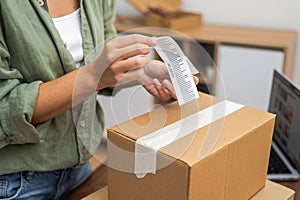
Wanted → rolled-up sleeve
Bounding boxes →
[0,36,43,149]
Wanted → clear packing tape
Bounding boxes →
[134,100,245,178]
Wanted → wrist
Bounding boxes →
[80,63,104,92]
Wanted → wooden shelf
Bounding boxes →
[115,15,297,78]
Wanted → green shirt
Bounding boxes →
[0,0,116,175]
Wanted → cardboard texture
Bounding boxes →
[107,92,276,200]
[250,180,295,200]
[128,0,181,14]
[83,187,108,200]
[146,12,202,31]
[83,181,294,200]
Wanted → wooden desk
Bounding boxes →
[115,16,297,78]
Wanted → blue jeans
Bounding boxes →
[0,161,92,200]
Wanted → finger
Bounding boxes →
[162,79,177,99]
[193,76,199,85]
[142,60,169,81]
[139,73,154,85]
[144,83,159,97]
[117,43,151,61]
[114,68,144,87]
[153,78,170,101]
[111,34,157,48]
[113,56,148,73]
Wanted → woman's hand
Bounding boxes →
[139,60,199,101]
[85,33,199,102]
[33,34,156,125]
[87,34,157,90]
[138,60,176,101]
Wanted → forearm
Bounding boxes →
[31,65,99,125]
[31,34,157,125]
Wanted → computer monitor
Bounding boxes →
[268,70,300,171]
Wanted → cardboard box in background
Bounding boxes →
[83,180,295,200]
[107,92,276,200]
[127,0,202,30]
[127,0,182,14]
[145,12,202,31]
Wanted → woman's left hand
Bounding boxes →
[139,60,199,102]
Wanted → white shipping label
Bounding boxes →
[154,36,199,106]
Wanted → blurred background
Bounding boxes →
[117,0,300,84]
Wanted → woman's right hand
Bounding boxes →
[86,34,157,90]
[32,34,156,125]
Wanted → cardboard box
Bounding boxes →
[83,187,108,200]
[83,180,294,200]
[250,180,295,200]
[145,12,202,31]
[128,0,182,14]
[127,0,202,30]
[107,92,275,200]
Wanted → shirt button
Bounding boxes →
[80,121,86,127]
[8,137,17,144]
[37,0,44,6]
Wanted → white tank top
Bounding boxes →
[52,9,84,68]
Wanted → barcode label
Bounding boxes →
[154,36,199,105]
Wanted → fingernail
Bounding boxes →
[162,79,170,86]
[150,85,159,96]
[151,37,158,45]
[153,78,160,85]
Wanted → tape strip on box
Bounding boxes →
[134,100,244,178]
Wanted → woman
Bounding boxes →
[0,0,198,199]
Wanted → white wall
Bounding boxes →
[116,0,300,86]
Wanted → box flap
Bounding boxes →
[108,93,221,140]
[127,0,181,14]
